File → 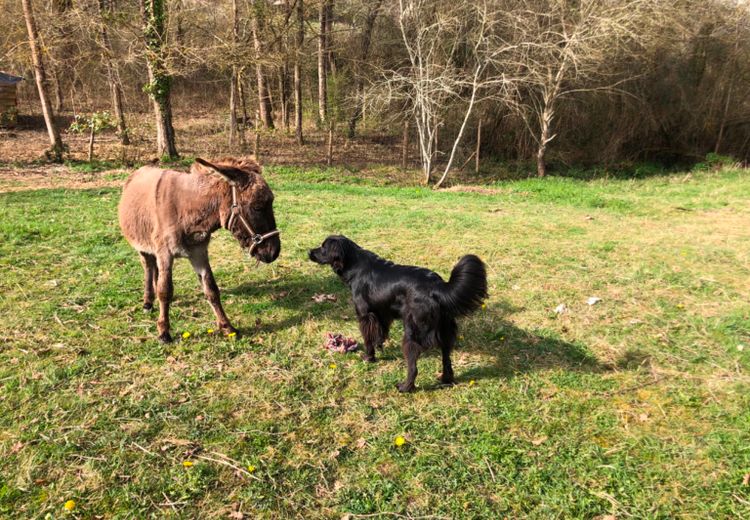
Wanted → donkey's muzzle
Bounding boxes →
[253,233,280,263]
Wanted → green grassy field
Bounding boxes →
[1,166,749,519]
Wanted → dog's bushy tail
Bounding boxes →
[437,254,488,317]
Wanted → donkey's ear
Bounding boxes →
[195,158,242,186]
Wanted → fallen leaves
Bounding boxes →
[312,293,337,303]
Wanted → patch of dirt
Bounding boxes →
[0,165,126,193]
[444,184,510,195]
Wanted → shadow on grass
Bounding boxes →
[227,276,606,389]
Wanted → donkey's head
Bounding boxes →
[195,157,281,264]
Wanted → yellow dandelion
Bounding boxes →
[228,332,237,338]
[207,328,214,334]
[676,304,684,309]
[182,331,191,339]
[481,304,487,310]
[394,435,406,447]
[469,380,476,386]
[64,500,76,511]
[182,460,194,468]
[500,337,505,341]
[247,464,256,473]
[329,363,337,370]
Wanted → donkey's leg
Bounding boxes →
[139,252,157,311]
[155,254,174,343]
[189,249,237,335]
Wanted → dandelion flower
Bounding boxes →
[182,331,191,339]
[469,380,476,386]
[394,435,406,447]
[481,304,487,310]
[228,332,237,339]
[329,363,337,370]
[182,460,194,468]
[64,500,76,511]
[247,464,256,473]
[207,328,214,334]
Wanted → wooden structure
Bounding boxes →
[0,72,23,127]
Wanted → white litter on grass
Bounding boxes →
[587,296,602,306]
[554,304,567,314]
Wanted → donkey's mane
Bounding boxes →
[189,156,262,181]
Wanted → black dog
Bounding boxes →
[309,235,488,392]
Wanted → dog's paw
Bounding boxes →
[396,381,416,393]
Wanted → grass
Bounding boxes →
[1,165,749,518]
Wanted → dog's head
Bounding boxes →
[308,235,355,274]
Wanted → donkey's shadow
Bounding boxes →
[226,274,605,386]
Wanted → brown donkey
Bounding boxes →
[118,157,280,342]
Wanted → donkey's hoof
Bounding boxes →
[396,381,416,393]
[143,302,154,312]
[437,373,455,385]
[158,332,173,344]
[222,325,239,337]
[360,353,377,363]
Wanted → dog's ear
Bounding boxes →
[327,239,346,273]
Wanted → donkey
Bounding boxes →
[118,157,280,342]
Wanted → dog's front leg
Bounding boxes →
[358,312,381,362]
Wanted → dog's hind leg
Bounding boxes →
[397,320,425,392]
[358,312,383,362]
[438,319,457,385]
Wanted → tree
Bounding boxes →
[347,0,383,138]
[295,0,305,144]
[506,0,652,177]
[21,0,64,162]
[141,0,178,159]
[251,0,275,129]
[377,0,518,186]
[97,0,130,146]
[318,0,332,124]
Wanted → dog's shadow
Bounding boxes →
[227,276,606,389]
[454,301,604,384]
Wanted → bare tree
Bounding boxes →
[347,0,383,138]
[318,0,332,124]
[376,0,517,186]
[251,0,275,129]
[295,0,305,144]
[141,0,178,159]
[507,0,652,176]
[97,0,129,146]
[21,0,64,162]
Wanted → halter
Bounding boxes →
[225,184,280,255]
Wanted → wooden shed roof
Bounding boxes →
[0,72,24,85]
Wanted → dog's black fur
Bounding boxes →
[309,235,488,392]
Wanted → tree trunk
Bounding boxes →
[475,118,481,175]
[88,125,95,161]
[536,103,553,178]
[141,0,178,160]
[347,0,382,138]
[22,0,64,162]
[98,0,129,145]
[326,120,334,166]
[318,0,330,124]
[278,63,290,130]
[251,0,274,129]
[401,120,409,170]
[229,70,240,146]
[238,67,250,131]
[295,0,304,144]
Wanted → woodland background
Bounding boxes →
[2,0,750,184]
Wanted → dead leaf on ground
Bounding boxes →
[312,293,337,303]
[531,436,548,446]
[742,473,750,486]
